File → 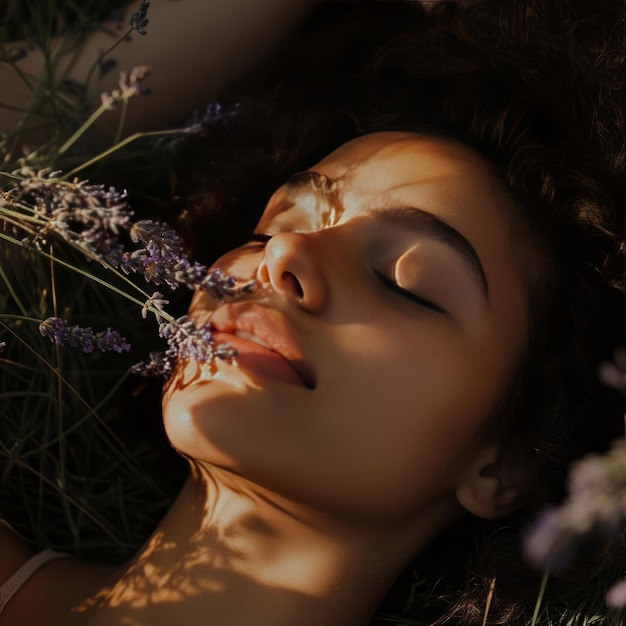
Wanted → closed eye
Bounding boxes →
[374,270,446,314]
[248,233,272,243]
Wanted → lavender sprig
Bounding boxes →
[4,169,255,300]
[526,442,626,568]
[2,168,255,378]
[599,346,626,393]
[5,167,132,258]
[123,219,256,297]
[525,440,626,606]
[129,1,150,36]
[39,317,131,354]
[607,579,626,608]
[100,66,152,111]
[131,316,237,378]
[523,347,626,609]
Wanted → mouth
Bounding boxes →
[206,305,316,390]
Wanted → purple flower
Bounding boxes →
[131,351,174,378]
[95,328,131,353]
[132,316,236,378]
[524,508,581,570]
[5,170,256,369]
[607,578,626,608]
[10,172,255,300]
[129,1,150,35]
[142,292,169,320]
[187,102,242,131]
[11,169,133,254]
[599,346,626,393]
[100,67,152,110]
[525,441,626,570]
[125,220,256,296]
[130,220,181,249]
[198,268,256,301]
[39,318,130,354]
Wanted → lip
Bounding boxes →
[206,303,316,389]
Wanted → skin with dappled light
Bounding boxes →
[0,132,535,626]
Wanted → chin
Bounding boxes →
[161,361,257,467]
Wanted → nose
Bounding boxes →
[256,233,328,312]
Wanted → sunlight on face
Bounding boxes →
[163,132,528,524]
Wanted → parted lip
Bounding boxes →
[206,302,316,389]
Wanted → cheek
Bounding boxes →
[328,319,501,429]
[162,373,248,467]
[288,327,502,515]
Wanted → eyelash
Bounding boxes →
[374,270,445,314]
[248,233,272,244]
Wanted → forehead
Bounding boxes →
[306,131,520,240]
[313,131,506,206]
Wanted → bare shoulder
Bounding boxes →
[0,519,35,582]
[0,521,119,625]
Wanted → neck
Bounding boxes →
[80,462,456,626]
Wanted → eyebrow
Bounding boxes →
[283,171,490,300]
[373,206,490,300]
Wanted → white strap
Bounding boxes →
[0,549,69,615]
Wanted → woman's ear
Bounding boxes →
[455,442,529,520]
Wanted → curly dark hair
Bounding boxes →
[141,1,625,623]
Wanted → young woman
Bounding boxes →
[0,1,624,624]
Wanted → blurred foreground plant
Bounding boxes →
[526,348,626,609]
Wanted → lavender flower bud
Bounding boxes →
[524,508,581,570]
[606,578,626,608]
[132,316,236,378]
[199,268,256,301]
[599,346,626,392]
[129,0,150,35]
[95,328,131,353]
[142,292,169,320]
[39,317,130,354]
[525,441,626,570]
[131,352,173,378]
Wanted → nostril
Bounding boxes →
[282,271,304,298]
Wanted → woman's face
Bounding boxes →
[163,132,528,523]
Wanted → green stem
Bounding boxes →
[0,209,47,225]
[12,455,129,546]
[0,101,32,115]
[0,46,35,91]
[0,231,175,323]
[113,97,129,145]
[65,127,191,178]
[0,263,28,316]
[55,102,108,157]
[0,314,44,324]
[0,320,130,456]
[530,570,549,626]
